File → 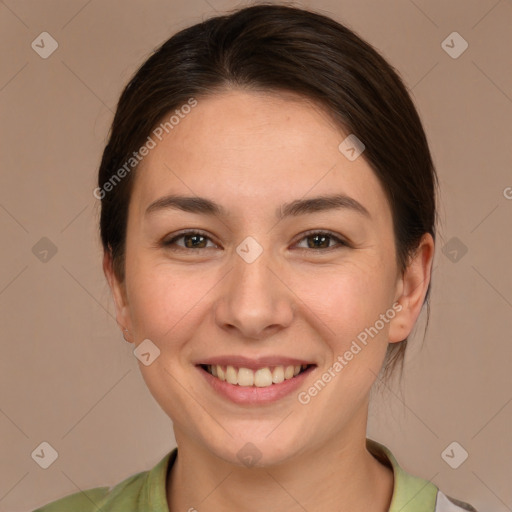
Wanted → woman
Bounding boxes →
[35,4,478,511]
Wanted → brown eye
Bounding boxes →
[295,231,348,250]
[163,231,217,250]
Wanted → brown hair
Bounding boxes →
[98,3,438,384]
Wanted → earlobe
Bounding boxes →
[388,233,435,344]
[102,250,132,340]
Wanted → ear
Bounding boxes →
[388,233,435,343]
[103,249,133,342]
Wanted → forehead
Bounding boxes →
[131,89,390,224]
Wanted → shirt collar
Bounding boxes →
[367,438,438,511]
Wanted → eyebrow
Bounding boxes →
[145,193,371,220]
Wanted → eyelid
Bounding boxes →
[162,229,350,251]
[162,229,219,249]
[292,229,349,251]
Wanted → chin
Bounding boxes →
[204,432,306,469]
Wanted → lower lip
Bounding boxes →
[197,365,316,405]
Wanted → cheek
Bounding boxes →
[125,258,227,351]
[298,260,391,333]
[293,261,396,387]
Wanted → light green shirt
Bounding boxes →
[33,438,477,511]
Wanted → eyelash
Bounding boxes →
[161,229,349,252]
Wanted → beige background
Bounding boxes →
[1,0,511,510]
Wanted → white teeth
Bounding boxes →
[206,364,310,387]
[226,365,238,385]
[254,368,273,387]
[237,367,254,387]
[284,365,295,379]
[272,366,284,384]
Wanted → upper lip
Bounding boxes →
[195,355,316,370]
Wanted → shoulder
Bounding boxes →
[32,449,176,512]
[32,486,111,512]
[32,472,146,512]
[366,438,479,512]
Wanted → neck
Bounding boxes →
[167,414,394,511]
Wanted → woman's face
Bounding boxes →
[107,90,432,465]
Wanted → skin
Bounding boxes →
[104,89,434,511]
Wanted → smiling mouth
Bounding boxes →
[199,363,315,388]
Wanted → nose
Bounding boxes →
[213,242,294,340]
